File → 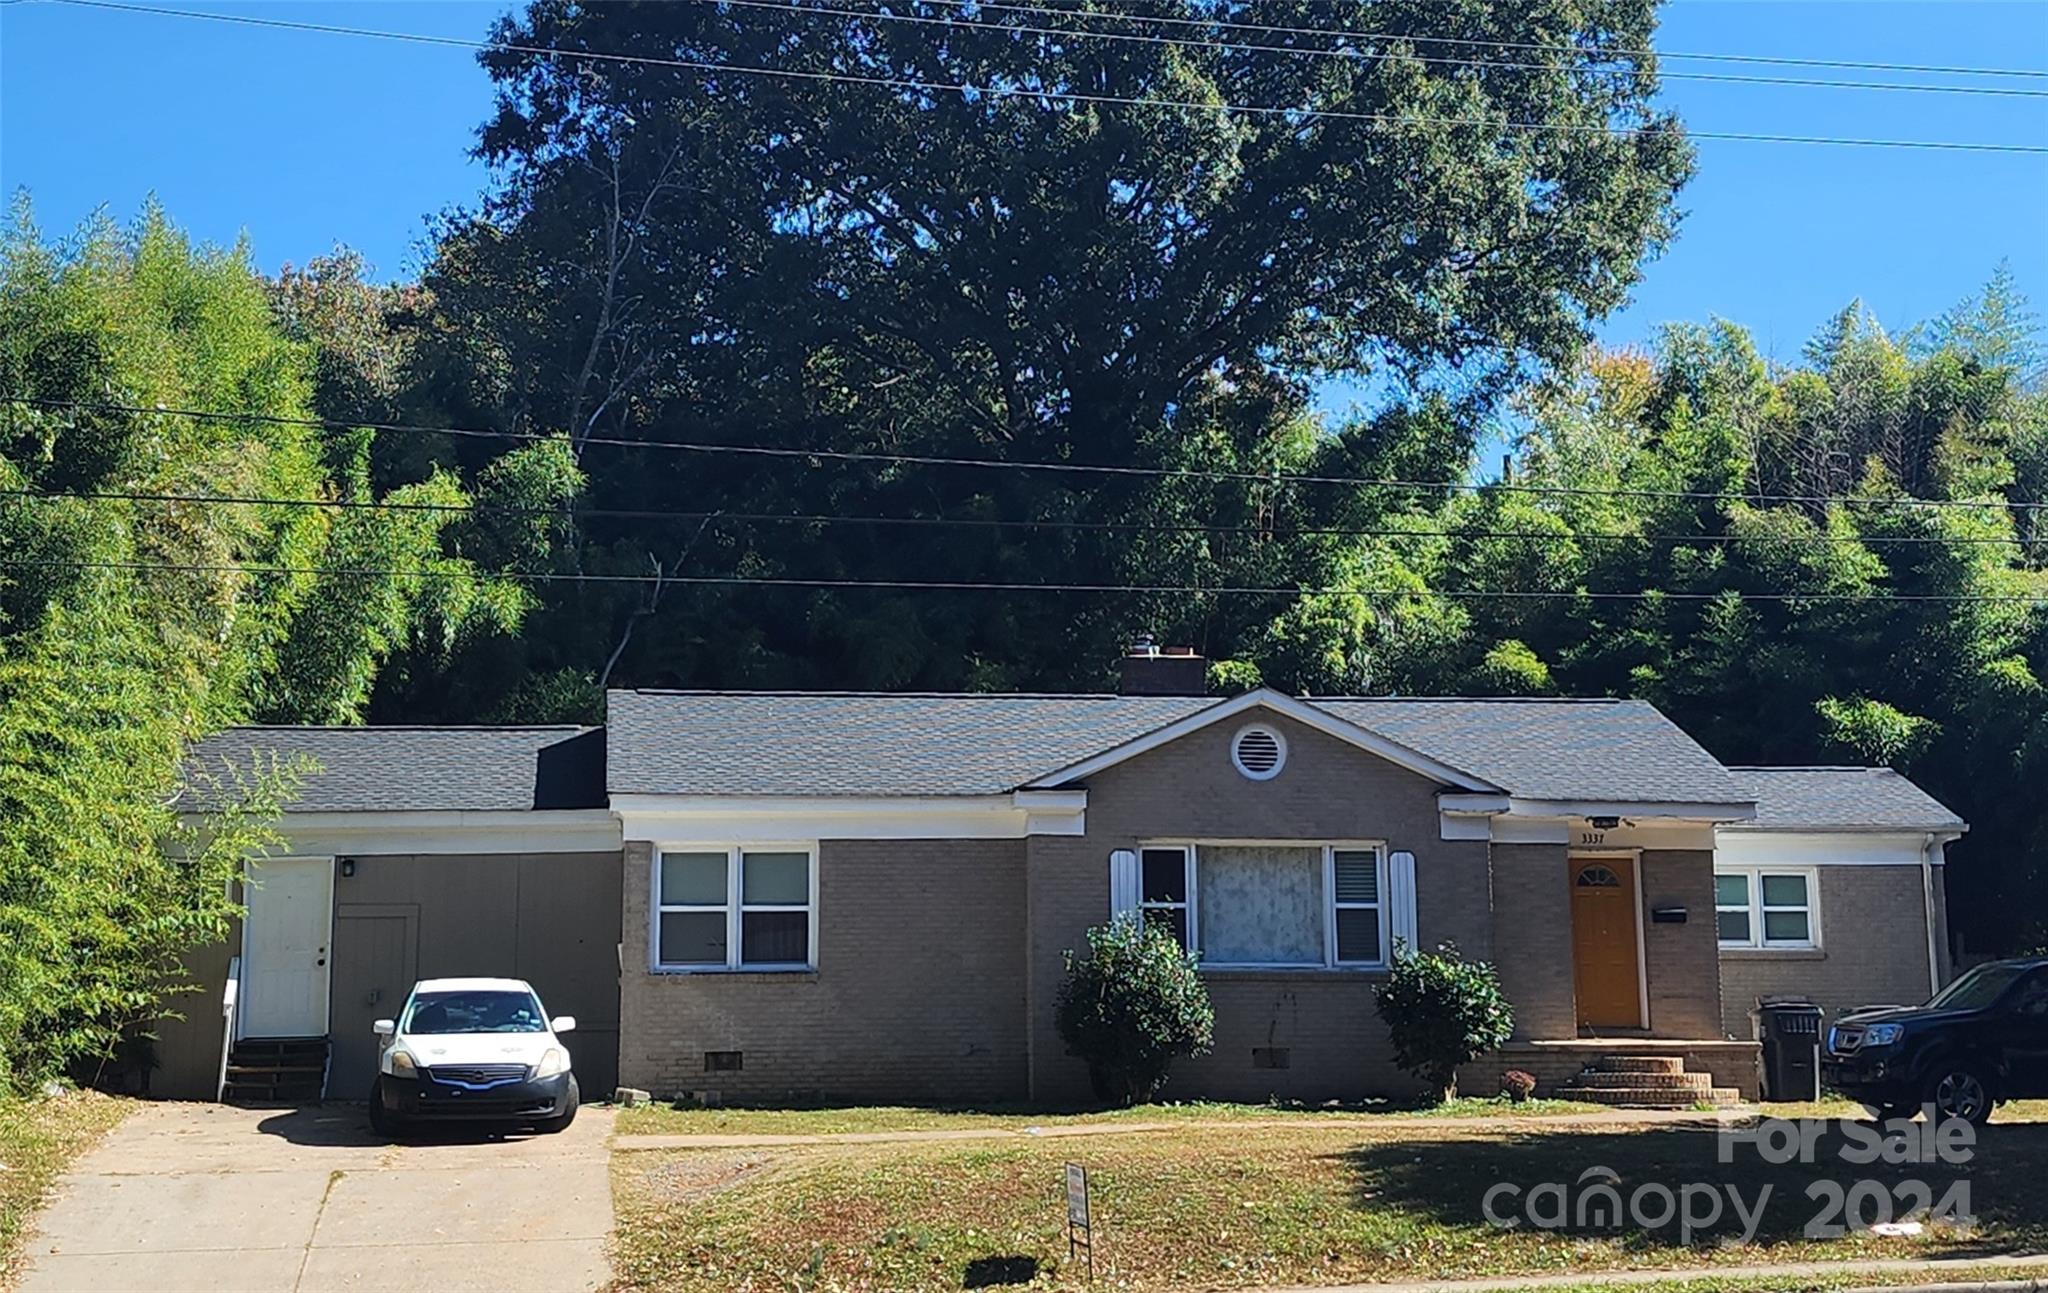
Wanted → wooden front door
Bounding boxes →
[1569,857,1642,1030]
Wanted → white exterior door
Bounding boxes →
[241,857,334,1038]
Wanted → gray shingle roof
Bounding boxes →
[606,691,1214,797]
[1315,698,1751,806]
[1730,766,1964,831]
[180,726,605,813]
[606,690,1751,805]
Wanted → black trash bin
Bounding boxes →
[1758,1001,1824,1101]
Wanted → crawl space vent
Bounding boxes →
[1231,724,1287,781]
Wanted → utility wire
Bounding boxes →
[43,0,2048,154]
[691,0,2048,99]
[12,396,2047,514]
[7,485,2044,547]
[5,558,2044,604]
[932,0,2048,81]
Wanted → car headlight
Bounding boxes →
[386,1047,419,1076]
[1864,1023,1906,1047]
[532,1047,570,1079]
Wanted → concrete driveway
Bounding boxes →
[17,1101,613,1293]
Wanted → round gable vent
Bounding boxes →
[1231,723,1287,781]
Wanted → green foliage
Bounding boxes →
[1206,659,1263,695]
[1373,942,1516,1104]
[0,202,577,1089]
[1816,696,1940,769]
[1054,919,1215,1106]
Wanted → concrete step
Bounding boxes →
[1591,1055,1686,1075]
[1570,1070,1715,1092]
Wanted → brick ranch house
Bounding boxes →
[151,652,1965,1107]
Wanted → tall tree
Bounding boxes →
[379,0,1693,712]
[0,203,580,1088]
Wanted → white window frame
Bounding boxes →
[1137,845,1192,948]
[1715,865,1821,951]
[1141,839,1389,970]
[651,843,819,973]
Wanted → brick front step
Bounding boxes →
[1557,1084,1745,1108]
[1593,1055,1687,1075]
[1569,1070,1716,1092]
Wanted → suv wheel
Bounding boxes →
[1926,1064,1994,1126]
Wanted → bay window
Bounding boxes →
[654,846,817,970]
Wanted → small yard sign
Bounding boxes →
[1065,1161,1093,1280]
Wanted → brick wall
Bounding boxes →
[1490,844,1576,1039]
[1641,849,1725,1036]
[1720,864,1939,1037]
[618,838,1029,1104]
[1024,710,1490,1105]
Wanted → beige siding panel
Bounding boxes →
[618,839,1028,1104]
[147,918,243,1100]
[1719,864,1937,1037]
[327,852,623,1098]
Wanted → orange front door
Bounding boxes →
[1570,857,1642,1030]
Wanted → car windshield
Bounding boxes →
[1925,963,2029,1012]
[403,989,547,1035]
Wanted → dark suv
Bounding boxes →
[1823,957,2048,1125]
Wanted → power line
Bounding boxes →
[45,0,2048,154]
[8,484,2045,547]
[693,0,2048,99]
[13,396,2048,514]
[939,0,2048,81]
[5,558,2043,604]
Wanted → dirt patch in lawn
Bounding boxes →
[611,1116,2048,1292]
[613,1097,1606,1139]
[0,1091,128,1289]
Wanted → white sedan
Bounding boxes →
[369,976,579,1135]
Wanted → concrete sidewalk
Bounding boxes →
[1247,1254,2048,1293]
[16,1101,614,1293]
[614,1105,1750,1151]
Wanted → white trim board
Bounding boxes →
[197,809,624,857]
[614,791,1087,842]
[1023,689,1502,793]
[1715,830,1956,867]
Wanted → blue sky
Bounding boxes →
[4,0,2045,407]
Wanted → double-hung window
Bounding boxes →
[1138,842,1388,969]
[1715,867,1818,950]
[654,846,816,970]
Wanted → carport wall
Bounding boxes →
[147,850,625,1101]
[1024,710,1493,1106]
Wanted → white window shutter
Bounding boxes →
[1109,849,1140,921]
[1388,850,1419,953]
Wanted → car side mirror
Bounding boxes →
[551,1015,577,1034]
[372,1019,396,1036]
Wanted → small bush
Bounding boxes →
[1373,941,1515,1105]
[1501,1069,1538,1104]
[1054,918,1214,1105]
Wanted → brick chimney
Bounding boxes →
[1118,637,1207,696]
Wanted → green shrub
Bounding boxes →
[1373,941,1515,1105]
[1054,919,1214,1105]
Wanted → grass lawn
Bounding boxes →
[0,1091,127,1288]
[612,1111,2048,1292]
[614,1096,1607,1137]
